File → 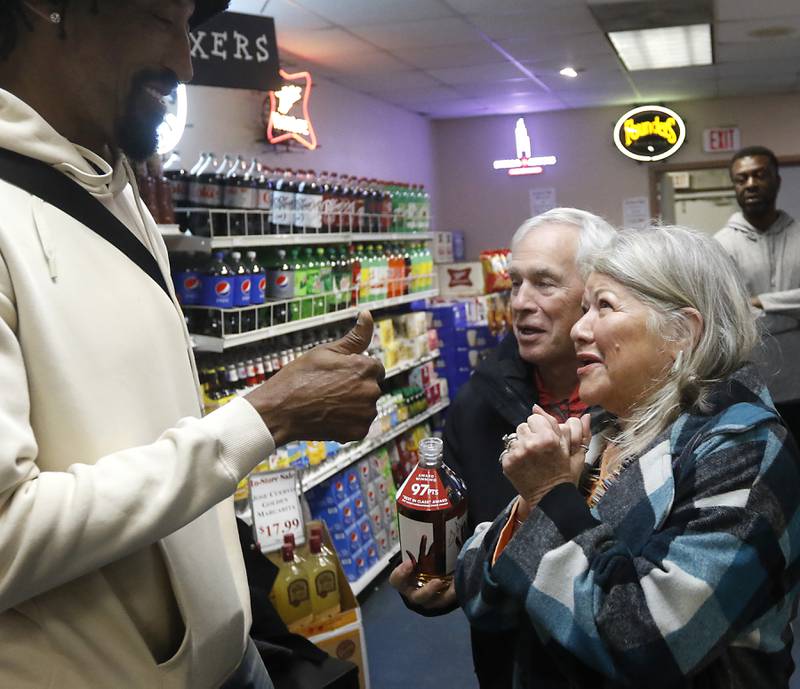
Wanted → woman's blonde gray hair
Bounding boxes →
[511,207,615,264]
[585,225,758,459]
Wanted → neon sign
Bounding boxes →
[613,105,686,162]
[492,118,557,176]
[267,69,317,151]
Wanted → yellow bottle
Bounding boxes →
[269,544,313,629]
[307,535,341,622]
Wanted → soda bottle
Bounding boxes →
[320,171,337,234]
[272,169,297,233]
[269,544,313,628]
[287,247,305,322]
[307,535,341,622]
[316,247,333,315]
[223,155,256,236]
[172,252,202,306]
[366,179,381,233]
[396,436,467,588]
[357,244,371,304]
[353,177,368,234]
[266,248,295,303]
[373,244,388,301]
[201,252,234,309]
[295,170,323,234]
[187,153,224,237]
[162,151,188,212]
[229,251,251,308]
[349,243,362,307]
[301,247,319,319]
[339,175,356,233]
[379,180,393,233]
[254,163,273,236]
[245,250,266,306]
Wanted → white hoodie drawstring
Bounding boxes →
[31,197,58,281]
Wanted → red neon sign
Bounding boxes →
[267,69,318,151]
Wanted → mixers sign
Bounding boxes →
[190,12,281,92]
[267,69,318,150]
[614,105,686,162]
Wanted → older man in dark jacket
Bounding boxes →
[390,208,615,689]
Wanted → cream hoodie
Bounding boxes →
[0,89,275,687]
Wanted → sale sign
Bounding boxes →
[249,469,305,553]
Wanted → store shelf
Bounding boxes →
[191,289,439,352]
[301,398,450,492]
[383,349,439,380]
[233,350,441,400]
[351,543,401,596]
[159,228,433,252]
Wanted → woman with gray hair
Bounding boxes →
[457,225,800,688]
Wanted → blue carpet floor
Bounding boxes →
[360,567,478,689]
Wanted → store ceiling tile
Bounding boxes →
[388,42,504,70]
[275,27,376,60]
[536,69,631,92]
[497,33,617,63]
[464,6,601,41]
[716,39,800,62]
[428,62,535,86]
[444,0,584,15]
[715,58,800,77]
[330,70,443,93]
[288,0,455,26]
[456,78,541,98]
[716,0,800,21]
[367,86,464,106]
[715,16,800,43]
[348,17,479,50]
[229,0,332,30]
[288,49,412,75]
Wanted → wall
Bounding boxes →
[180,76,435,194]
[432,92,800,258]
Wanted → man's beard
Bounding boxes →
[115,69,179,161]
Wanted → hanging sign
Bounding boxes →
[249,468,305,553]
[267,69,318,150]
[190,12,281,92]
[492,118,557,176]
[703,127,740,153]
[613,105,686,162]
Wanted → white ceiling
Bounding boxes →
[228,0,800,118]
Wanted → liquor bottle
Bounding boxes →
[396,436,467,588]
[307,535,341,622]
[269,543,313,628]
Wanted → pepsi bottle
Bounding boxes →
[229,251,252,308]
[172,253,202,306]
[245,250,266,305]
[201,252,235,309]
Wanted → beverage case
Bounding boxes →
[396,436,467,587]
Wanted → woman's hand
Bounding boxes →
[501,406,591,510]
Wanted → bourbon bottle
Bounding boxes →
[396,436,468,588]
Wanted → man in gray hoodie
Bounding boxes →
[715,146,800,441]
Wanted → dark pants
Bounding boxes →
[221,639,274,689]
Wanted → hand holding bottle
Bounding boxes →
[388,559,457,612]
[245,311,384,446]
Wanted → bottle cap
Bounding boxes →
[419,436,443,464]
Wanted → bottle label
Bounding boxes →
[224,185,258,209]
[201,275,234,308]
[267,269,295,299]
[251,271,267,304]
[397,467,449,510]
[257,188,272,211]
[288,578,310,607]
[175,270,201,305]
[315,570,338,598]
[233,275,251,307]
[397,510,467,576]
[296,195,323,230]
[189,181,222,207]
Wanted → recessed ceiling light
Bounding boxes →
[608,23,713,71]
[559,67,579,78]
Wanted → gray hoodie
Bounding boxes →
[714,210,800,315]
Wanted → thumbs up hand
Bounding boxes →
[245,312,385,447]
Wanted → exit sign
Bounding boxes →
[703,127,740,153]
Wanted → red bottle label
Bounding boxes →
[396,467,450,511]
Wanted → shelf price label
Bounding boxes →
[249,468,305,553]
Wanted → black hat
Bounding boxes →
[189,0,231,28]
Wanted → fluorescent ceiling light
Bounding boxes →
[559,67,578,78]
[608,24,712,71]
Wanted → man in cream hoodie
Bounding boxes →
[715,145,800,444]
[0,1,383,687]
